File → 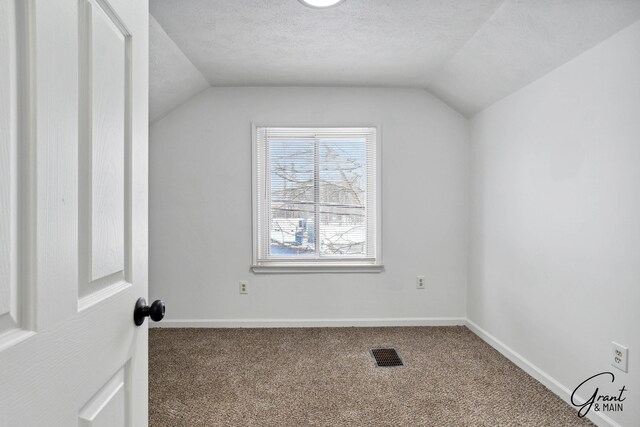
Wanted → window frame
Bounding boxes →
[251,123,383,274]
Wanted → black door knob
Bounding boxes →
[134,297,165,326]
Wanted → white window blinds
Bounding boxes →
[254,127,379,267]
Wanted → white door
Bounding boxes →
[0,0,150,425]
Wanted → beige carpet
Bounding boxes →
[149,326,594,427]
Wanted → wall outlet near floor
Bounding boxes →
[611,342,628,372]
[239,281,249,295]
[416,276,425,290]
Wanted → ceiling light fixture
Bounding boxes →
[299,0,345,9]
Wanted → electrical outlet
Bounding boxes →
[612,342,628,373]
[416,276,425,290]
[239,281,248,295]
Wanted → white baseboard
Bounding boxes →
[464,319,621,427]
[151,317,466,328]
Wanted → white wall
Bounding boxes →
[469,21,640,427]
[150,87,469,325]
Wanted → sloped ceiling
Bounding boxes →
[149,14,208,123]
[426,0,640,116]
[149,0,640,118]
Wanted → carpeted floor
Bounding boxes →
[149,326,594,427]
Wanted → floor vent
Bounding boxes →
[370,348,404,367]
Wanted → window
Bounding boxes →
[252,126,381,273]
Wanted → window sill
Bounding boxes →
[251,263,385,274]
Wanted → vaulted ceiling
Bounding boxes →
[149,15,208,122]
[149,0,640,121]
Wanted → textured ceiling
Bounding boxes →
[149,15,208,123]
[150,0,640,117]
[150,0,505,88]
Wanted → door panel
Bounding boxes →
[89,0,127,283]
[0,0,18,335]
[78,365,129,427]
[78,0,132,307]
[0,0,148,425]
[0,0,32,351]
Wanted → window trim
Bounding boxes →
[251,123,383,273]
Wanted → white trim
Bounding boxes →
[251,123,383,271]
[151,317,466,328]
[251,263,384,274]
[251,122,259,267]
[465,319,622,427]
